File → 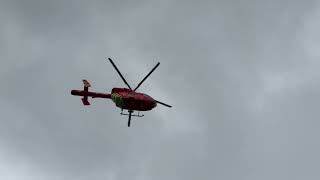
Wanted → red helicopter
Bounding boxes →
[71,58,172,127]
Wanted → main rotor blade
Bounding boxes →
[108,58,132,90]
[133,62,160,91]
[155,100,172,108]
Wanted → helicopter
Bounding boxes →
[71,58,172,127]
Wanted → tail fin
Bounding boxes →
[71,79,111,106]
[81,79,91,105]
[82,79,91,89]
[81,97,90,105]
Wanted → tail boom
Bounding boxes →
[71,90,111,99]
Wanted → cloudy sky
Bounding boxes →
[1,0,320,179]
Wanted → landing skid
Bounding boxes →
[120,109,144,127]
[120,112,144,117]
[120,109,144,117]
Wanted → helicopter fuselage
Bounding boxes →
[111,88,157,111]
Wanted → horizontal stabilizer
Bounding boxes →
[82,97,90,105]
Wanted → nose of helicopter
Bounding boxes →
[152,100,157,108]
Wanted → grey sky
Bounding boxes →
[1,0,320,180]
